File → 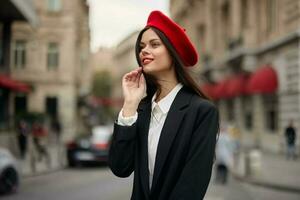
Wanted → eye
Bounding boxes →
[139,45,145,50]
[151,42,160,48]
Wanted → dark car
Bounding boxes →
[66,125,113,167]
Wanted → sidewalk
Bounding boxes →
[233,150,300,193]
[18,143,66,177]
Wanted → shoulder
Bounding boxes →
[190,93,218,114]
[186,94,219,130]
[176,86,217,119]
[178,86,218,113]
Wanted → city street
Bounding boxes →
[1,0,300,200]
[1,166,132,200]
[1,166,300,200]
[205,171,300,200]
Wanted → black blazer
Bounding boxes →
[109,86,219,200]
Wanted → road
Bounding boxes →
[205,171,300,200]
[2,166,132,200]
[1,167,300,200]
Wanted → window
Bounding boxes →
[266,110,277,131]
[221,2,231,42]
[14,94,27,116]
[46,96,58,120]
[80,51,87,69]
[285,49,298,92]
[241,0,249,30]
[47,0,61,12]
[243,96,253,130]
[266,0,277,33]
[47,42,59,70]
[245,112,253,130]
[14,40,26,69]
[0,88,9,129]
[227,100,235,122]
[263,95,278,132]
[284,0,300,24]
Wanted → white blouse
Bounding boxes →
[117,83,183,188]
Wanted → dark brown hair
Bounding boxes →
[135,27,210,100]
[135,27,219,162]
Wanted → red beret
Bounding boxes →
[146,10,198,67]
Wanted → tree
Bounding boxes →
[92,70,113,97]
[91,70,115,124]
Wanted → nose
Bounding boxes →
[140,46,150,56]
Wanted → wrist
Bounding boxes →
[122,102,139,117]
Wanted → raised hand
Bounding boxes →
[122,67,146,117]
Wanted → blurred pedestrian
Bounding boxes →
[109,10,219,200]
[284,120,297,160]
[32,121,49,162]
[228,124,241,152]
[228,124,241,166]
[215,124,234,184]
[16,119,29,159]
[51,118,62,143]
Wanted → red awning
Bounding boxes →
[210,74,251,100]
[91,97,123,107]
[226,74,250,98]
[214,79,231,100]
[0,74,30,93]
[246,65,278,94]
[201,83,217,100]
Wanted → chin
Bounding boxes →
[142,66,157,76]
[142,65,152,73]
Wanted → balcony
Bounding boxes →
[0,0,38,27]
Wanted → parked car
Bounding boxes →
[0,148,19,194]
[66,125,113,167]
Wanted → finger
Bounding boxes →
[139,73,145,88]
[129,70,138,77]
[136,72,141,85]
[130,68,141,78]
[131,70,139,82]
[124,73,132,82]
[137,70,141,78]
[130,68,140,74]
[124,68,140,83]
[134,68,143,80]
[123,73,129,81]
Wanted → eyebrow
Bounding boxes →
[140,38,161,45]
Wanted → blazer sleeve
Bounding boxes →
[108,122,137,178]
[169,102,219,200]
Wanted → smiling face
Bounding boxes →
[138,28,173,77]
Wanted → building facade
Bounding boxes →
[170,0,300,152]
[2,0,90,144]
[0,0,38,152]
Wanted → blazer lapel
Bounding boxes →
[137,98,151,196]
[151,87,192,192]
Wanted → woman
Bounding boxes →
[215,124,234,184]
[109,10,219,200]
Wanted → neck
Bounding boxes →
[155,72,179,102]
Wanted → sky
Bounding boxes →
[88,0,170,52]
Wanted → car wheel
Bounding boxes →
[67,158,76,167]
[0,168,19,194]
